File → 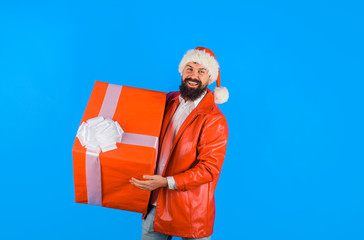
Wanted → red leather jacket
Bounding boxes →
[150,89,229,238]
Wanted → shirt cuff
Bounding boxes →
[166,176,177,190]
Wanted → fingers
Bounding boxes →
[130,177,149,186]
[130,177,158,191]
[130,177,146,184]
[143,175,156,180]
[129,175,162,191]
[130,177,150,190]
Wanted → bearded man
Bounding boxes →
[130,47,229,240]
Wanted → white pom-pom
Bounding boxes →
[213,87,229,104]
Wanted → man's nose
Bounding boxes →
[190,70,199,79]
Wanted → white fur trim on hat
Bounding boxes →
[213,86,229,104]
[179,49,220,83]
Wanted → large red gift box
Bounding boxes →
[72,81,166,214]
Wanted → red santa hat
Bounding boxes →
[178,47,229,104]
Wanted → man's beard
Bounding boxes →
[179,78,207,101]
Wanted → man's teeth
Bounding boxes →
[188,81,198,85]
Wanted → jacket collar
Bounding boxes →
[159,89,216,176]
[159,89,215,152]
[169,88,215,115]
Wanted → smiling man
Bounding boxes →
[179,62,211,101]
[130,47,229,240]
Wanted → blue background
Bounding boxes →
[0,1,363,239]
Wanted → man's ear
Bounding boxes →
[208,79,213,85]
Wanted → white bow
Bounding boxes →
[76,116,123,153]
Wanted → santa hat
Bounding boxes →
[179,47,229,104]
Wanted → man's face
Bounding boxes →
[179,62,212,101]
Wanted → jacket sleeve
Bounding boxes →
[172,114,229,191]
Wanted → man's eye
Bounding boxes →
[199,70,205,74]
[187,68,192,71]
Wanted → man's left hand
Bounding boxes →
[129,175,168,191]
